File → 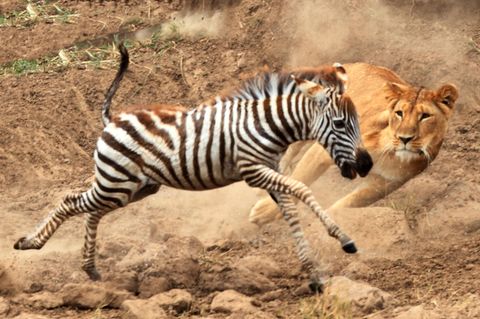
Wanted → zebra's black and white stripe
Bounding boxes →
[14,44,372,290]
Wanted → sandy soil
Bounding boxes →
[0,0,479,318]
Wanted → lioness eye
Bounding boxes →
[395,110,403,118]
[420,113,431,121]
[333,120,345,129]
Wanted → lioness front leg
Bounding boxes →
[249,143,332,225]
[329,174,405,210]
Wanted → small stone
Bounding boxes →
[465,263,475,270]
[122,299,168,319]
[150,289,193,314]
[211,290,258,314]
[237,56,247,69]
[327,276,393,315]
[259,289,283,302]
[24,282,43,293]
[138,276,171,298]
[293,282,313,297]
[61,283,131,309]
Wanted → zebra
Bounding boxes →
[14,44,373,291]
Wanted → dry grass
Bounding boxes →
[300,290,352,319]
[0,2,79,28]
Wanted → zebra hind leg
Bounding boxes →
[13,191,96,251]
[81,182,161,280]
[271,192,324,293]
[81,211,106,280]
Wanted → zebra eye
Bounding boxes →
[333,119,345,129]
[395,110,403,118]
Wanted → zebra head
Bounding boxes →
[293,65,373,179]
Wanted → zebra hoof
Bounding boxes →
[342,240,357,254]
[85,268,102,281]
[13,237,40,250]
[308,280,324,294]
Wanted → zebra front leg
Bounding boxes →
[14,191,96,250]
[270,192,325,293]
[241,163,357,253]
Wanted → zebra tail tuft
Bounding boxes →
[101,42,129,127]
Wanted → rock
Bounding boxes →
[259,289,283,302]
[13,292,63,309]
[105,271,139,294]
[163,256,201,287]
[394,305,440,319]
[0,266,15,295]
[122,299,168,319]
[235,256,282,278]
[150,289,193,314]
[138,276,171,298]
[211,290,258,314]
[327,276,393,315]
[341,261,373,279]
[117,243,167,270]
[60,283,131,309]
[293,282,313,297]
[199,266,275,295]
[0,297,10,316]
[237,56,247,69]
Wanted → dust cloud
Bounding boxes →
[165,11,225,39]
[282,0,479,90]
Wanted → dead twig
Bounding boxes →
[179,54,190,88]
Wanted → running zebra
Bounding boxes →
[14,44,372,291]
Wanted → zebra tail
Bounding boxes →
[101,42,129,127]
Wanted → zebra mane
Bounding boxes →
[225,66,343,101]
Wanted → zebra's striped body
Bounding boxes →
[100,83,315,192]
[14,45,372,291]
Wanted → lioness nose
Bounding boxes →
[399,136,413,145]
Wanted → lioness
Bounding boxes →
[250,62,458,225]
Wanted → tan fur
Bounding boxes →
[250,62,458,225]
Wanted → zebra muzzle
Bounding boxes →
[340,162,357,179]
[355,148,373,177]
[340,148,373,179]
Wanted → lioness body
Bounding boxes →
[250,62,458,225]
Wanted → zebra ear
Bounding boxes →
[291,75,326,99]
[333,63,348,93]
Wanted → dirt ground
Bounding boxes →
[0,0,479,318]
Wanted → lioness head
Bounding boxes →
[385,82,458,162]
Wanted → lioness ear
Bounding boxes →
[385,82,409,97]
[291,75,325,99]
[436,84,458,109]
[333,63,348,93]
